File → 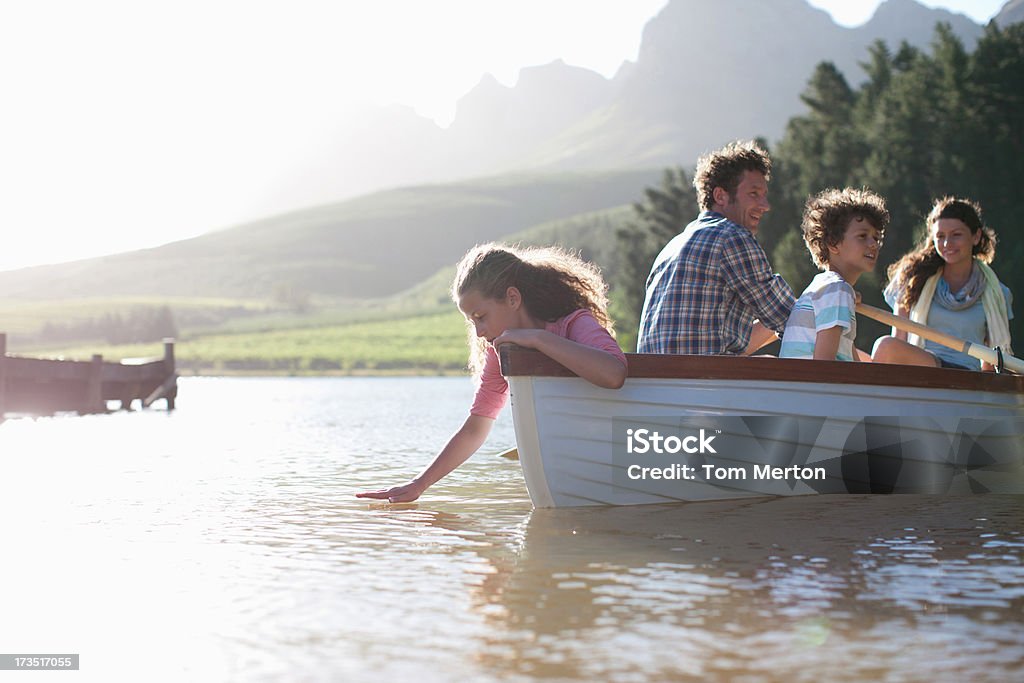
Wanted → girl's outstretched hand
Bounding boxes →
[356,480,425,503]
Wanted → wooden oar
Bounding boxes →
[497,446,519,460]
[856,303,1024,374]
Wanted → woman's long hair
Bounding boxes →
[452,243,614,375]
[886,197,997,311]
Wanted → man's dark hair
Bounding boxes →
[693,140,772,211]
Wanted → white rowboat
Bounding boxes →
[500,348,1024,508]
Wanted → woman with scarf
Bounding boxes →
[872,197,1013,370]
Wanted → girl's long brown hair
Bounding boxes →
[452,243,615,375]
[886,197,997,311]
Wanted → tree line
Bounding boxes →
[39,306,178,346]
[617,21,1024,350]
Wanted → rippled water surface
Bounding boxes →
[1,377,1022,682]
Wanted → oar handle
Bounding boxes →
[856,303,1024,374]
[856,303,972,354]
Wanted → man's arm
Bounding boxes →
[742,320,778,355]
[722,232,796,340]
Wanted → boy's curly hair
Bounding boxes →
[693,140,772,211]
[802,188,890,269]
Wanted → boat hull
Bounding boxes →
[504,353,1024,508]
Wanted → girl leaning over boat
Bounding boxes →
[357,243,627,503]
[872,197,1013,370]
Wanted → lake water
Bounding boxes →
[1,377,1022,682]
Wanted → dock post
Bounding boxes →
[0,333,6,420]
[119,383,139,411]
[87,354,105,414]
[164,338,177,411]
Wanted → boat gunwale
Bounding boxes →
[500,348,1024,395]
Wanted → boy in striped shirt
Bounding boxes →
[780,188,889,361]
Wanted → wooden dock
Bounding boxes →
[0,333,177,417]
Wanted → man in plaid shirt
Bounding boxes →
[637,141,795,355]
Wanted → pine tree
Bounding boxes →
[770,23,1024,345]
[614,167,697,349]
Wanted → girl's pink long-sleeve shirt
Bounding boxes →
[469,309,628,419]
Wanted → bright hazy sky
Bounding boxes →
[0,0,1008,273]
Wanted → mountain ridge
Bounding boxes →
[286,0,988,199]
[2,0,1015,305]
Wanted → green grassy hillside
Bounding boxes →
[9,202,635,372]
[17,310,469,375]
[0,169,658,302]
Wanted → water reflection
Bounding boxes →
[1,378,1021,682]
[403,496,1024,682]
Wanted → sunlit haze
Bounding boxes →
[0,0,1007,272]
